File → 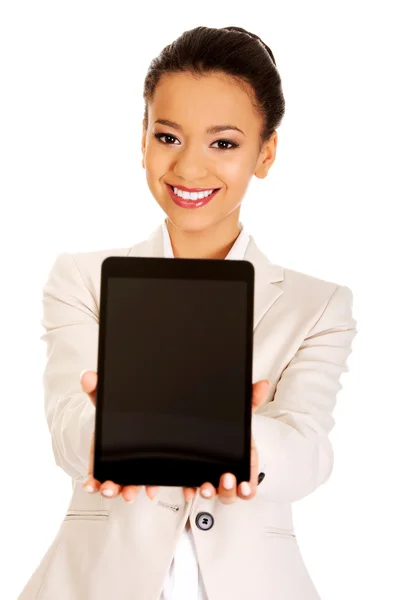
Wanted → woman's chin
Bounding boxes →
[162,205,216,232]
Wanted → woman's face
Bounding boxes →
[142,71,277,234]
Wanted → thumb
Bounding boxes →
[80,370,97,407]
[252,380,270,411]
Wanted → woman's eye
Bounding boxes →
[153,133,238,150]
[210,139,239,150]
[153,133,179,145]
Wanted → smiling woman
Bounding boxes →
[142,70,272,244]
[17,24,358,600]
[140,25,285,259]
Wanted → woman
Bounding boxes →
[18,26,357,600]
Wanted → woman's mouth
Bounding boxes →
[166,183,221,209]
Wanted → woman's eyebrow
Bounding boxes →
[154,119,245,136]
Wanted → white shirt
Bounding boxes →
[160,219,251,600]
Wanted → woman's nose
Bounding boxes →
[172,144,209,181]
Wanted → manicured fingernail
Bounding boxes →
[223,474,235,490]
[83,484,94,493]
[102,489,114,497]
[241,482,251,496]
[201,488,212,498]
[80,369,89,381]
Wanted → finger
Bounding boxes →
[121,485,142,503]
[146,485,160,501]
[87,430,94,478]
[183,487,197,502]
[249,433,259,490]
[217,473,237,504]
[80,370,97,406]
[99,480,122,499]
[199,482,216,499]
[83,431,101,494]
[238,479,254,500]
[252,380,269,412]
[237,433,258,501]
[83,477,101,494]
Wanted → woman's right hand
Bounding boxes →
[80,370,159,503]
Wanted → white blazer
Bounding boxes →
[17,222,358,600]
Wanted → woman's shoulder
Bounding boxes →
[43,246,133,313]
[280,263,345,297]
[248,235,352,300]
[262,261,356,343]
[273,260,355,323]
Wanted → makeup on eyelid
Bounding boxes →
[153,132,239,150]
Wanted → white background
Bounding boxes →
[1,1,399,598]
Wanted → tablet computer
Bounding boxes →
[93,256,255,490]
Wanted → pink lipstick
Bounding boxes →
[165,183,220,209]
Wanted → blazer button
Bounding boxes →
[195,512,214,531]
[258,472,265,485]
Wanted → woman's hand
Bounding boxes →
[181,380,269,504]
[81,370,269,505]
[81,370,160,503]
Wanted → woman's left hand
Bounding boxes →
[146,380,270,504]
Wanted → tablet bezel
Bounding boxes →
[93,256,254,489]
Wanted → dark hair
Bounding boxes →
[142,26,285,148]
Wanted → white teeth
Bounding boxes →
[172,186,214,200]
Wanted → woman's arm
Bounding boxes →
[41,252,98,482]
[252,284,358,503]
[41,253,357,500]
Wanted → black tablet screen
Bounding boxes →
[99,276,248,465]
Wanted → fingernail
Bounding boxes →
[148,490,158,501]
[201,488,212,498]
[102,489,114,497]
[223,474,235,490]
[80,369,89,381]
[83,484,94,493]
[241,482,251,496]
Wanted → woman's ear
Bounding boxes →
[141,127,147,169]
[254,132,278,179]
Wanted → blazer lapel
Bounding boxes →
[128,224,285,329]
[244,236,284,329]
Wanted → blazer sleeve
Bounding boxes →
[252,283,358,503]
[40,252,98,483]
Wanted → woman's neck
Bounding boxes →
[166,216,242,259]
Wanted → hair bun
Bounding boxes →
[222,26,276,66]
[143,25,285,145]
